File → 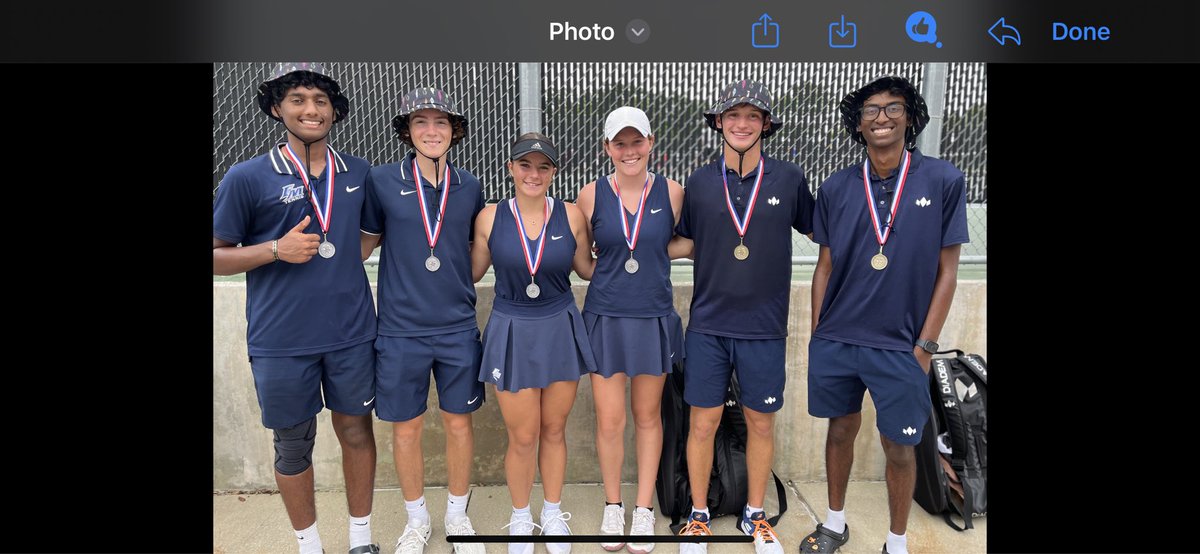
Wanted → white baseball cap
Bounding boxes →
[603,106,653,141]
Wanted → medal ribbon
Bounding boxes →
[282,144,335,234]
[720,157,764,240]
[509,198,553,279]
[862,150,912,248]
[608,173,652,254]
[411,159,451,251]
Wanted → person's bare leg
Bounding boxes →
[591,373,628,503]
[630,374,666,508]
[332,412,377,517]
[686,405,724,510]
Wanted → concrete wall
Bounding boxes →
[213,280,987,491]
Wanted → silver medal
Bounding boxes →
[526,283,541,298]
[425,255,441,272]
[624,257,639,274]
[318,241,336,259]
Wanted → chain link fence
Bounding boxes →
[214,63,985,259]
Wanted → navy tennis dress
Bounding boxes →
[582,173,684,378]
[479,197,598,392]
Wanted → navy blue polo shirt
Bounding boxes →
[676,155,815,339]
[213,143,378,357]
[362,152,485,337]
[812,148,969,351]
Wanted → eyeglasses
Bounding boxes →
[860,103,906,121]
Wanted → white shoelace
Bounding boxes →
[394,526,429,554]
[601,506,625,534]
[631,510,655,537]
[501,517,543,535]
[541,511,573,536]
[446,518,477,536]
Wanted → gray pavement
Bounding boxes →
[213,482,985,553]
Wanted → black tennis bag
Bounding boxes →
[913,350,987,530]
[657,361,787,533]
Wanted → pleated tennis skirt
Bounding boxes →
[479,294,598,393]
[583,310,684,378]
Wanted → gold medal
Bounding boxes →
[870,253,888,270]
[734,244,749,260]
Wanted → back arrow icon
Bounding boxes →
[988,17,1021,45]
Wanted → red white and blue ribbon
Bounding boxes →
[282,144,335,234]
[411,159,451,252]
[509,197,553,278]
[862,150,912,248]
[608,173,652,254]
[721,156,764,240]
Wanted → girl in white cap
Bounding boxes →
[575,107,686,553]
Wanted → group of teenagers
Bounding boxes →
[213,63,970,554]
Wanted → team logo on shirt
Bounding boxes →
[915,197,931,207]
[767,196,780,206]
[280,184,305,204]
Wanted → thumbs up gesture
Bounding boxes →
[278,215,320,263]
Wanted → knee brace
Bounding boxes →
[273,417,317,476]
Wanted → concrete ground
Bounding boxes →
[213,481,985,553]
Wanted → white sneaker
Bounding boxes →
[540,510,573,554]
[445,515,485,554]
[677,511,711,554]
[393,521,431,554]
[738,511,784,554]
[501,511,540,554]
[599,504,626,551]
[626,508,655,554]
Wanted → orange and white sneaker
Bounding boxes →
[678,511,711,554]
[738,510,784,554]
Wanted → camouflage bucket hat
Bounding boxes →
[838,75,929,147]
[390,87,470,140]
[703,79,783,138]
[256,62,350,123]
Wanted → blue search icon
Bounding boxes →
[906,11,942,48]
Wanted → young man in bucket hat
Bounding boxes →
[671,80,815,554]
[359,87,486,554]
[213,62,381,554]
[802,75,969,554]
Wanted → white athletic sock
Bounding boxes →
[542,499,561,515]
[446,491,470,525]
[886,531,908,554]
[349,513,372,548]
[406,495,430,527]
[295,521,323,554]
[825,508,846,534]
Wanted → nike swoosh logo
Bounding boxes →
[400,189,417,196]
[650,208,663,214]
[345,185,361,193]
[551,235,564,240]
[467,396,479,405]
[363,396,375,406]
